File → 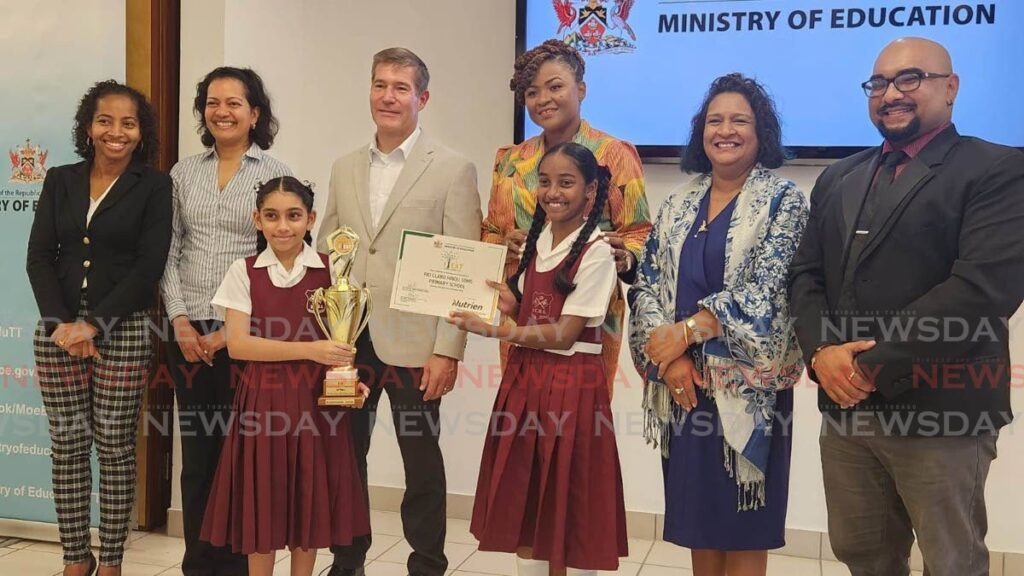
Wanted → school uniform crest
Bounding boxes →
[8,138,47,184]
[552,0,636,55]
[530,291,553,319]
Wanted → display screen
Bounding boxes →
[520,0,1023,157]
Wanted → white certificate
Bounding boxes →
[390,230,508,323]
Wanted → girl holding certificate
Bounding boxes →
[449,143,627,574]
[481,39,652,392]
[199,177,370,576]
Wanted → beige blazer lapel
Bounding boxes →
[374,137,435,238]
[351,150,375,242]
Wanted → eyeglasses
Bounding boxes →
[861,71,951,97]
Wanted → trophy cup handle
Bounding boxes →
[309,288,332,339]
[353,287,373,342]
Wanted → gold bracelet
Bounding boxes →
[685,316,703,345]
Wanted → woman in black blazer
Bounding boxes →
[26,80,172,576]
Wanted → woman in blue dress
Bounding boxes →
[628,74,808,576]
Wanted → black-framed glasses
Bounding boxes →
[861,71,951,97]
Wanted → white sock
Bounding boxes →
[566,569,598,576]
[515,556,550,576]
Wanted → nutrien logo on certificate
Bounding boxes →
[390,230,508,323]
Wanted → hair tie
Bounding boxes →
[302,179,316,191]
[252,180,265,192]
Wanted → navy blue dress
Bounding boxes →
[661,191,793,551]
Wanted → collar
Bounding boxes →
[537,222,602,258]
[253,242,324,269]
[369,126,421,162]
[882,121,952,160]
[202,142,265,161]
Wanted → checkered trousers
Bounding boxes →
[34,292,153,567]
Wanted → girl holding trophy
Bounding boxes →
[448,143,628,574]
[200,176,370,576]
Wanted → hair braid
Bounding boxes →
[506,203,548,303]
[554,165,610,295]
[510,39,586,106]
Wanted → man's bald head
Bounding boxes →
[868,37,960,143]
[876,37,953,75]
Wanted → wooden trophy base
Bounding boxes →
[318,366,365,408]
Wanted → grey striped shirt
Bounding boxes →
[160,144,292,321]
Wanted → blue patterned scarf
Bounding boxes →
[628,166,807,510]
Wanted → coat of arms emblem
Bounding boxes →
[9,139,48,184]
[553,0,636,55]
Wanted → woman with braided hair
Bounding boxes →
[450,143,627,575]
[482,39,651,393]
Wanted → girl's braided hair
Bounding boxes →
[507,142,610,301]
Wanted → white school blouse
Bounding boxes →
[516,224,617,356]
[211,243,325,317]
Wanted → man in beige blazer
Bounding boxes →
[318,48,481,576]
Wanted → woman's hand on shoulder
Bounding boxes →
[504,230,527,263]
[306,340,355,367]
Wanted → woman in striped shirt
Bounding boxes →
[481,40,653,394]
[160,66,291,576]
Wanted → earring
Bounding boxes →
[250,123,256,130]
[86,137,92,147]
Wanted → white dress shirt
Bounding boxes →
[516,223,617,356]
[211,243,325,317]
[367,127,421,228]
[160,144,293,321]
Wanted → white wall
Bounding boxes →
[177,0,1024,553]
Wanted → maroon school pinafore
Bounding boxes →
[201,253,370,554]
[470,242,628,570]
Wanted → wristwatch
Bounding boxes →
[684,316,703,344]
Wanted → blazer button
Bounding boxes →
[368,248,377,255]
[83,260,91,268]
[82,237,90,245]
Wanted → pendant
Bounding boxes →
[694,219,708,237]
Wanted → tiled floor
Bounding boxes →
[0,511,926,576]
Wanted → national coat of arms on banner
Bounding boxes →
[553,0,636,55]
[9,139,48,184]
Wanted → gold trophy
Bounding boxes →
[308,227,372,408]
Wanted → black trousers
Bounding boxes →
[169,320,248,576]
[331,333,448,576]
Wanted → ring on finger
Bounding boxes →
[673,387,684,394]
[847,370,857,381]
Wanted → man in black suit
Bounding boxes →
[789,37,1024,576]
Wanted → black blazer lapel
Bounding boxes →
[90,163,143,224]
[839,153,879,253]
[859,127,960,262]
[67,162,91,234]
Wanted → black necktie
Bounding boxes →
[856,150,908,234]
[838,150,909,310]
